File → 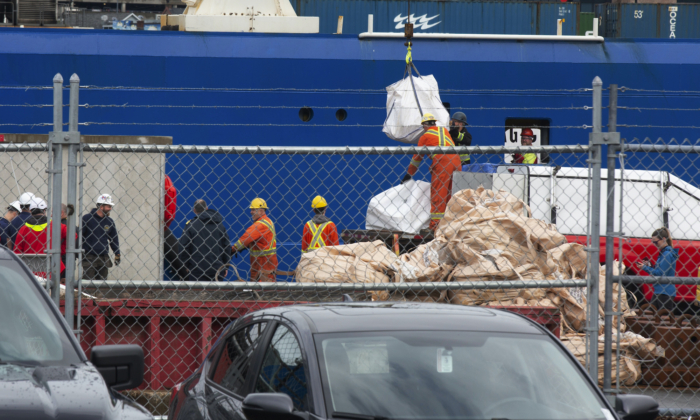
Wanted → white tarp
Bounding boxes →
[366,180,430,234]
[383,75,450,144]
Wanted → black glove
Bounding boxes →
[114,254,121,266]
[401,174,412,184]
[231,247,239,258]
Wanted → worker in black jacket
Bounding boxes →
[82,194,120,280]
[449,112,473,166]
[179,199,231,281]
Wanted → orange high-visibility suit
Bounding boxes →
[301,219,339,253]
[233,215,277,281]
[407,126,461,230]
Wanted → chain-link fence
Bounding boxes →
[611,139,700,411]
[10,75,700,417]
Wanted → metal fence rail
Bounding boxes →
[16,74,700,416]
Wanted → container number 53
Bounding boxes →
[634,10,644,18]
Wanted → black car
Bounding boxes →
[169,302,659,420]
[0,246,151,419]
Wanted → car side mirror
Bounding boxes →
[613,394,659,420]
[91,344,144,391]
[243,393,307,420]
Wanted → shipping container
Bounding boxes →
[294,0,578,35]
[578,11,594,35]
[596,3,700,39]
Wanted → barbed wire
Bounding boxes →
[0,121,591,128]
[617,124,700,129]
[619,87,700,95]
[75,122,590,129]
[73,86,593,94]
[0,103,591,111]
[619,107,700,112]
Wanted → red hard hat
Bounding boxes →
[521,128,534,137]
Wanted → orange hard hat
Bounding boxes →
[521,128,534,137]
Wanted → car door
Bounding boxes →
[252,322,310,412]
[204,321,270,420]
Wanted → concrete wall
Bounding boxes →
[2,135,171,281]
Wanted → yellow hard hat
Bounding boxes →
[311,195,328,209]
[250,198,268,209]
[421,113,437,124]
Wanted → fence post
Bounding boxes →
[50,74,63,306]
[603,84,620,393]
[587,76,603,382]
[63,74,82,332]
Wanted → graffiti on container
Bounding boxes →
[394,14,440,30]
[669,6,678,39]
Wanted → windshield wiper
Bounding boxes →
[332,412,391,420]
[0,360,40,368]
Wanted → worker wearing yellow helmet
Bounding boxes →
[231,198,277,281]
[400,113,461,231]
[301,195,339,253]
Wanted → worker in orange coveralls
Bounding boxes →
[400,113,461,231]
[302,195,339,253]
[231,198,278,281]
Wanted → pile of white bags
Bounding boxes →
[383,75,450,144]
[365,180,430,234]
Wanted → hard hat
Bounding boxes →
[7,201,21,212]
[521,128,535,138]
[421,113,437,124]
[96,193,115,206]
[250,198,268,209]
[19,192,35,206]
[451,112,468,125]
[29,197,47,211]
[311,195,328,209]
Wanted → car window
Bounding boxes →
[254,324,308,412]
[209,322,268,396]
[316,331,607,420]
[0,259,81,366]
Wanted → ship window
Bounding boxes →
[504,118,551,164]
[442,102,451,115]
[299,107,314,122]
[335,109,347,122]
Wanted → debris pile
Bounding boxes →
[296,187,666,384]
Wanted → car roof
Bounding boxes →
[264,302,545,335]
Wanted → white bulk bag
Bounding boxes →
[383,75,450,144]
[366,180,431,234]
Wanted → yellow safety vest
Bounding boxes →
[457,132,470,163]
[25,222,48,232]
[523,153,537,164]
[249,219,277,257]
[303,221,330,253]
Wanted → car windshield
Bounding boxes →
[316,331,608,420]
[0,258,82,366]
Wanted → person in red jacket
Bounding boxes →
[302,195,339,253]
[14,197,67,278]
[400,113,461,231]
[163,175,187,280]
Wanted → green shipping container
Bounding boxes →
[578,12,594,35]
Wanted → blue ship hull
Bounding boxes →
[1,28,699,280]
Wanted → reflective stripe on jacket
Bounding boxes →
[407,127,458,176]
[235,215,277,257]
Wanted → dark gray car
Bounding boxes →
[168,303,659,420]
[0,246,151,419]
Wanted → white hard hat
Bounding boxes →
[96,193,115,206]
[19,192,35,206]
[8,201,21,212]
[29,197,47,211]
